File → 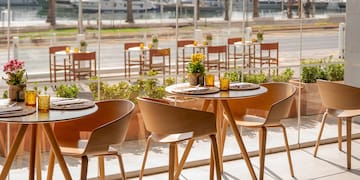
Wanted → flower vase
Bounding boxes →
[80,45,87,52]
[188,73,204,86]
[153,42,158,49]
[8,85,25,101]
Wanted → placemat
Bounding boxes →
[0,106,36,118]
[50,98,95,110]
[230,83,260,91]
[172,86,220,95]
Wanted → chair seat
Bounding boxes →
[328,109,360,118]
[151,132,194,143]
[71,67,91,73]
[236,114,284,128]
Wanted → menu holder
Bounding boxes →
[172,86,220,95]
[229,82,260,91]
[50,98,95,110]
[0,106,36,118]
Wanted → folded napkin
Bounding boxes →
[0,106,23,114]
[52,99,88,106]
[182,87,209,92]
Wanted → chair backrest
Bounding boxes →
[227,83,295,125]
[72,52,96,61]
[49,45,68,54]
[177,40,194,48]
[317,79,360,110]
[260,42,278,51]
[150,48,171,57]
[124,42,142,50]
[53,100,135,155]
[207,45,227,54]
[137,97,217,137]
[227,37,242,45]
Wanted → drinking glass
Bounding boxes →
[65,47,70,54]
[140,43,144,49]
[205,74,215,87]
[25,90,37,107]
[148,43,153,49]
[38,94,50,112]
[194,41,198,46]
[220,77,230,91]
[74,47,79,53]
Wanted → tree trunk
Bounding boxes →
[253,0,259,18]
[46,0,56,26]
[297,0,302,17]
[196,0,200,20]
[304,0,311,18]
[126,0,134,23]
[287,0,293,19]
[224,0,230,21]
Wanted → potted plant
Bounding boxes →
[187,53,205,86]
[290,56,344,116]
[151,35,158,49]
[2,59,27,101]
[205,33,213,46]
[80,40,88,52]
[257,30,264,43]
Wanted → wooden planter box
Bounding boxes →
[289,80,325,117]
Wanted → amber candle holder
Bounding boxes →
[194,41,198,46]
[205,74,215,87]
[25,90,37,107]
[140,43,144,49]
[74,47,79,53]
[220,77,230,91]
[65,47,70,54]
[38,94,50,112]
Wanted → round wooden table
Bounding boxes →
[0,101,98,180]
[166,83,267,179]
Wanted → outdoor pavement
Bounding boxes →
[1,114,359,179]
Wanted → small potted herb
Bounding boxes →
[80,40,88,52]
[152,35,158,49]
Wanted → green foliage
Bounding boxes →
[2,90,8,99]
[56,84,80,98]
[243,73,268,84]
[224,70,242,82]
[165,77,176,86]
[325,63,344,81]
[272,68,294,82]
[301,56,344,83]
[88,71,167,103]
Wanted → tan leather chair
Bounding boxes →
[49,45,70,82]
[225,83,296,180]
[137,97,221,180]
[71,51,97,80]
[47,100,135,180]
[124,42,143,80]
[176,40,195,74]
[314,79,360,169]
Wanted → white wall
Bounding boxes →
[345,0,360,87]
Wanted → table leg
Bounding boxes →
[29,124,37,180]
[42,124,72,179]
[36,126,42,180]
[220,100,257,180]
[0,124,28,179]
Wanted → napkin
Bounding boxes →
[0,106,23,114]
[182,87,209,92]
[52,99,87,106]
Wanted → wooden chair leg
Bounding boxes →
[281,125,294,177]
[36,126,42,180]
[210,134,222,180]
[98,155,105,180]
[47,150,55,180]
[116,154,127,180]
[139,136,152,180]
[346,117,352,169]
[80,156,89,180]
[338,118,342,151]
[259,127,267,180]
[210,147,214,180]
[169,143,176,180]
[314,112,328,157]
[174,139,194,179]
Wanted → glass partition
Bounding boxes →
[0,0,349,179]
